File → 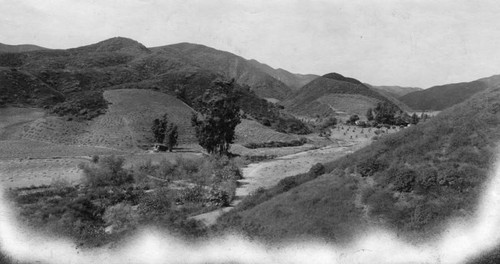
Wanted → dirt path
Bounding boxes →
[190,139,371,226]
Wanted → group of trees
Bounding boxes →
[191,79,241,155]
[153,79,241,156]
[151,113,178,152]
[363,102,424,126]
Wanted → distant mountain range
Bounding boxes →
[0,43,47,53]
[399,75,500,111]
[369,85,422,98]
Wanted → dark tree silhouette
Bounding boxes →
[152,113,178,151]
[191,79,241,155]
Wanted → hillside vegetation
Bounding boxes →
[216,86,500,243]
[0,42,47,53]
[400,75,500,111]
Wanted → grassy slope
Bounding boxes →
[217,86,500,243]
[19,89,196,149]
[370,85,422,98]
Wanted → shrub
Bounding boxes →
[103,202,138,233]
[79,155,133,187]
[179,185,205,203]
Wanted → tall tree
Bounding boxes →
[366,108,374,121]
[165,123,178,152]
[191,79,241,155]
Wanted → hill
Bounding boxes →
[153,43,292,100]
[284,72,401,119]
[216,86,500,244]
[0,43,47,53]
[370,85,422,98]
[248,59,318,91]
[399,75,500,111]
[0,37,308,134]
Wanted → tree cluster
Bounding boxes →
[191,79,241,155]
[151,113,178,151]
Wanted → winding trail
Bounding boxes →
[191,140,371,226]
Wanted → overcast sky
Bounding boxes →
[1,0,500,88]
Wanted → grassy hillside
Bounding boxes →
[399,75,500,111]
[216,86,500,244]
[18,89,196,149]
[285,73,400,119]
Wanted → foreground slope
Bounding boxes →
[217,86,500,243]
[285,72,400,118]
[400,75,500,111]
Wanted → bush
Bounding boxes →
[103,202,138,233]
[79,155,133,187]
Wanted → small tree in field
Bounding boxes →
[152,113,178,151]
[366,108,374,121]
[165,123,178,152]
[191,79,241,155]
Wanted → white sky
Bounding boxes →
[1,0,500,88]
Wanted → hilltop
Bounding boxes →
[284,72,402,119]
[216,85,500,244]
[400,75,500,111]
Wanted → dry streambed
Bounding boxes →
[191,140,371,226]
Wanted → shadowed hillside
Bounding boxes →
[400,75,500,111]
[248,59,318,91]
[216,86,500,244]
[284,73,401,118]
[154,43,292,100]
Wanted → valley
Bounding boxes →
[2,36,500,264]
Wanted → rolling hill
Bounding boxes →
[284,72,401,119]
[399,75,500,111]
[216,85,500,245]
